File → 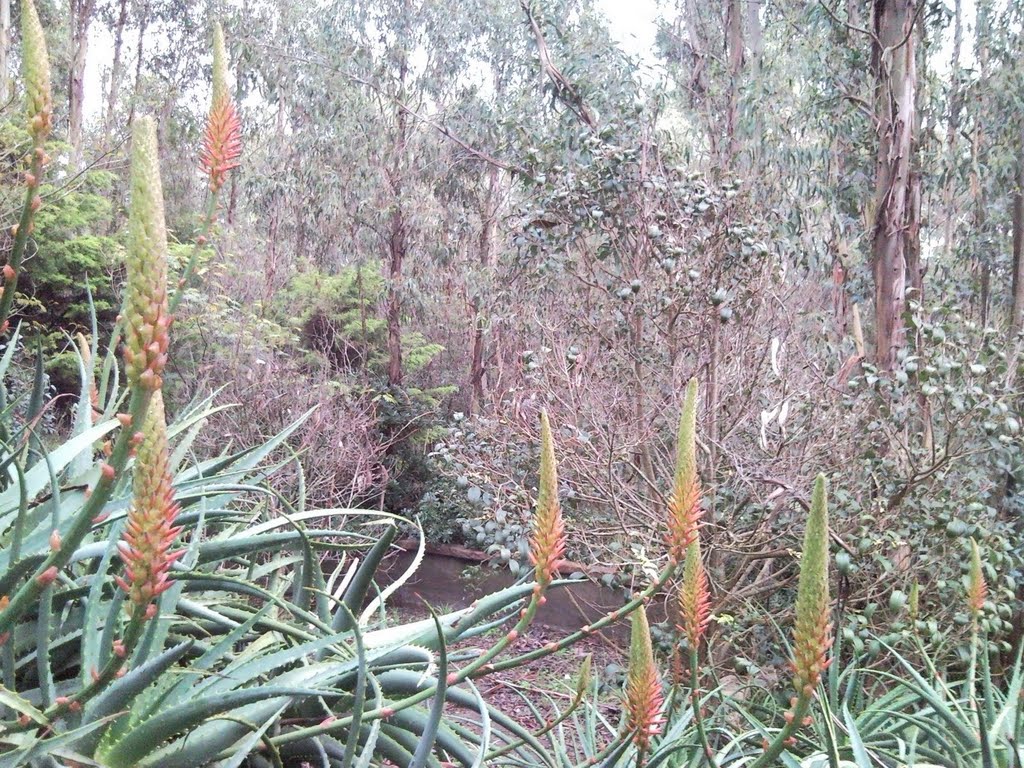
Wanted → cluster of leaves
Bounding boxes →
[0,115,121,395]
[834,300,1024,663]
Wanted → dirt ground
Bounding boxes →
[460,622,624,729]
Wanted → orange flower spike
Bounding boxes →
[624,605,664,750]
[115,391,182,614]
[678,539,711,649]
[791,474,833,699]
[528,411,566,591]
[22,0,52,141]
[967,540,986,619]
[200,23,242,194]
[123,117,171,391]
[667,378,702,563]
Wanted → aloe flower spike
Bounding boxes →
[528,410,565,591]
[115,390,182,614]
[679,536,718,766]
[0,0,51,335]
[967,539,986,619]
[966,539,987,713]
[792,473,832,698]
[667,378,702,563]
[678,539,711,650]
[22,0,51,140]
[124,117,171,390]
[624,604,664,755]
[200,22,242,193]
[748,474,831,768]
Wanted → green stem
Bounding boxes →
[745,692,810,768]
[690,646,718,768]
[0,145,45,334]
[0,387,153,638]
[968,616,979,715]
[169,188,221,313]
[487,562,679,675]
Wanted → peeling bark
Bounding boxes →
[870,0,917,370]
[469,165,500,414]
[1012,127,1024,331]
[386,79,408,388]
[69,0,97,167]
[103,0,129,135]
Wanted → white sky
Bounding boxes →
[599,0,660,60]
[83,0,984,123]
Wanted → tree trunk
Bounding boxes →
[972,1,991,327]
[905,17,926,301]
[0,0,10,102]
[941,0,963,262]
[468,164,499,413]
[103,0,129,136]
[1011,127,1024,331]
[68,0,96,168]
[870,0,917,370]
[745,0,763,72]
[386,90,408,388]
[724,0,744,163]
[128,0,151,126]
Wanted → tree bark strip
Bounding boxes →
[869,0,918,370]
[69,0,97,167]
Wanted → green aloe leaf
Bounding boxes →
[98,686,334,768]
[409,613,448,768]
[211,702,288,768]
[336,521,397,632]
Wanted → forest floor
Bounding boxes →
[385,602,625,729]
[460,624,623,728]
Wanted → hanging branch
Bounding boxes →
[520,1,597,131]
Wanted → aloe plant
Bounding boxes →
[6,9,1023,768]
[0,29,674,758]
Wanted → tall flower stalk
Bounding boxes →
[115,390,181,617]
[200,23,242,195]
[966,539,986,712]
[529,410,565,593]
[0,1,158,645]
[667,379,701,564]
[170,21,242,312]
[1,117,174,722]
[456,411,567,683]
[117,115,175,624]
[749,474,831,768]
[488,387,700,676]
[123,118,172,393]
[0,0,51,334]
[678,538,717,766]
[625,605,663,766]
